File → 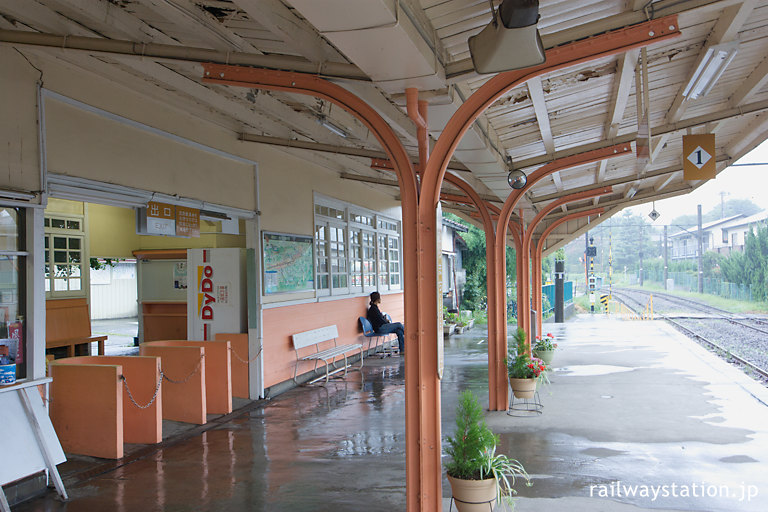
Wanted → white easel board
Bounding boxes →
[0,380,66,487]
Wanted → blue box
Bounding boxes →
[0,364,16,385]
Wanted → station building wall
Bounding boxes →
[3,48,404,392]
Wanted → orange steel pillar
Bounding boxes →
[508,144,632,352]
[203,16,679,509]
[423,19,677,416]
[534,207,606,331]
[443,174,501,405]
[523,187,614,336]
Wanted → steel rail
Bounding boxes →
[609,289,768,380]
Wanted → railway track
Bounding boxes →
[612,287,768,336]
[609,288,768,382]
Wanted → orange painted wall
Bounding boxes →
[49,362,123,459]
[262,292,404,389]
[139,343,207,425]
[214,333,249,399]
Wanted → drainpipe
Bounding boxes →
[405,88,429,181]
[0,29,369,81]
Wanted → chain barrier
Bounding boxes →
[229,346,263,364]
[161,353,205,384]
[121,372,163,410]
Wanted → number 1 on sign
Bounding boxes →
[694,148,704,165]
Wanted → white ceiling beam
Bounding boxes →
[513,97,768,171]
[597,49,639,185]
[654,172,678,192]
[445,0,741,80]
[527,76,555,155]
[36,0,175,43]
[666,1,756,123]
[231,0,342,63]
[140,0,258,52]
[17,0,381,177]
[727,113,768,160]
[730,55,768,107]
[231,0,418,145]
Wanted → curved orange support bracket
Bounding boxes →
[526,188,612,336]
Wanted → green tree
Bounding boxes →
[720,224,768,301]
[446,213,517,311]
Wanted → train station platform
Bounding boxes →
[14,315,768,512]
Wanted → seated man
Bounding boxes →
[366,291,405,354]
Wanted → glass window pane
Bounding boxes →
[69,251,81,263]
[319,275,328,289]
[338,275,347,287]
[44,237,49,249]
[69,265,81,278]
[54,278,68,291]
[69,279,81,291]
[53,237,67,249]
[69,238,81,249]
[44,218,50,227]
[0,208,21,251]
[54,251,67,263]
[66,220,80,230]
[51,218,65,229]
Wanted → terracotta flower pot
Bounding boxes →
[533,348,554,365]
[509,377,536,399]
[447,474,497,512]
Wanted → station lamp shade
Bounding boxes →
[682,41,739,100]
[469,0,546,74]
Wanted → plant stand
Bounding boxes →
[448,496,495,511]
[507,390,542,417]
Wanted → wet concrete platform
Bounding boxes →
[15,315,768,511]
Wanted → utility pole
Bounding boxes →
[584,232,589,295]
[664,225,669,290]
[697,204,704,293]
[639,224,644,287]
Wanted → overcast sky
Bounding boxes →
[627,138,768,223]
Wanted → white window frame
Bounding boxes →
[313,194,402,298]
[44,213,88,298]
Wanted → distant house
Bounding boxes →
[720,211,768,254]
[441,217,468,311]
[669,211,768,259]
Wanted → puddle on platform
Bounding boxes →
[554,364,635,377]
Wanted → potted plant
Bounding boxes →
[461,310,475,330]
[507,328,548,399]
[532,332,558,365]
[445,390,531,511]
[455,321,466,334]
[444,310,459,336]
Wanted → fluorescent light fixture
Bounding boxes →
[682,41,738,100]
[318,115,348,138]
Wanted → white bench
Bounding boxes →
[292,325,363,384]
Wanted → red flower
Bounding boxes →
[547,333,553,337]
[528,363,534,368]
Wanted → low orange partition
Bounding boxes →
[49,355,162,459]
[215,333,249,399]
[140,342,207,425]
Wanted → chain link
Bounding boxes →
[229,346,263,364]
[161,353,205,384]
[121,372,163,410]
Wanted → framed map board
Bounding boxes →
[262,232,314,294]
